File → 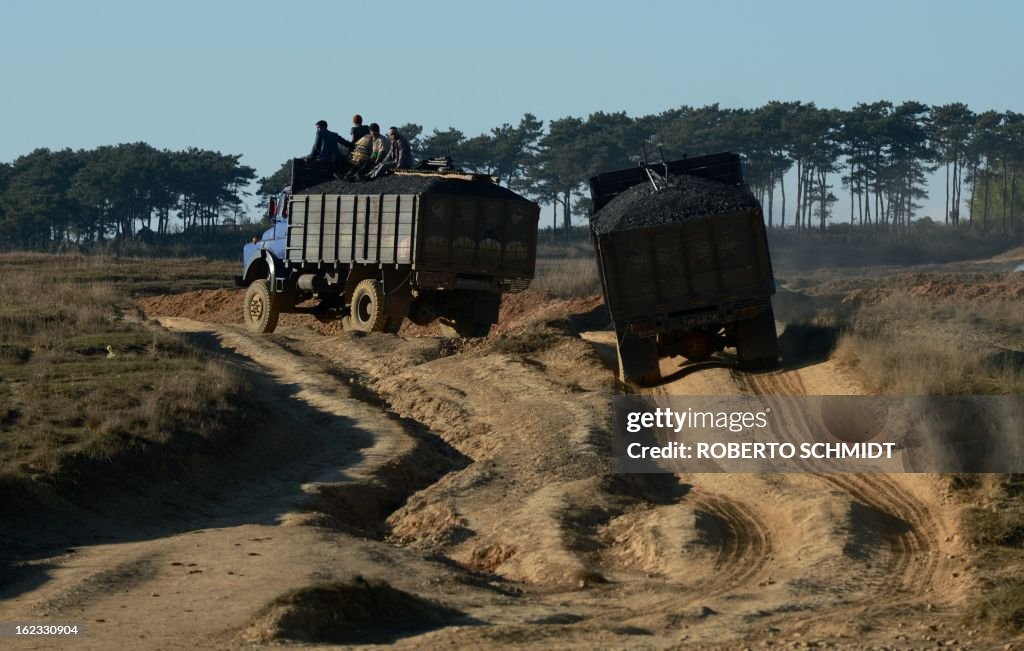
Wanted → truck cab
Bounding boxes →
[237,187,289,288]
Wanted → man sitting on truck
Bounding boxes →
[369,123,389,166]
[367,126,413,178]
[350,114,370,144]
[345,130,377,180]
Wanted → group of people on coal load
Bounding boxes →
[306,115,412,181]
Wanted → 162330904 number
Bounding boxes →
[2,623,84,637]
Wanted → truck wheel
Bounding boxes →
[350,279,388,332]
[736,307,779,371]
[407,299,436,326]
[617,331,661,386]
[681,331,714,362]
[244,280,279,334]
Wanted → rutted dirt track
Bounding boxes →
[0,291,997,648]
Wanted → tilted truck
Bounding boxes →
[236,158,539,336]
[588,152,779,385]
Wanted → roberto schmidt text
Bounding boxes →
[626,441,897,460]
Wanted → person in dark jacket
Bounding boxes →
[306,120,351,166]
[351,114,370,143]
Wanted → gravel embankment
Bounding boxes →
[591,175,760,234]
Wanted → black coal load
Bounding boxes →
[302,174,531,202]
[591,174,760,235]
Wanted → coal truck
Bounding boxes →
[236,158,539,336]
[588,152,779,386]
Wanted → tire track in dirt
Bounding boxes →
[156,317,414,482]
[735,367,807,396]
[820,473,937,593]
[626,365,780,603]
[642,357,955,639]
[692,492,773,597]
[730,372,932,600]
[737,368,944,602]
[589,486,773,603]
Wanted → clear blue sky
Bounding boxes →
[2,0,1021,219]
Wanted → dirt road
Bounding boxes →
[0,296,997,648]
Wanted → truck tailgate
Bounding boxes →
[596,208,773,322]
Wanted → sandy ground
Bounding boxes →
[1,284,1018,649]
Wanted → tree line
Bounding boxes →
[0,143,254,250]
[3,101,1022,251]
[262,102,1022,237]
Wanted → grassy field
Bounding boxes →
[948,473,1024,632]
[531,239,602,297]
[0,254,246,482]
[830,290,1024,395]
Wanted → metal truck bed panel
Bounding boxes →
[285,192,538,277]
[595,208,773,322]
[286,194,418,266]
[412,195,538,277]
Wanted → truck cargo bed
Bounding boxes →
[594,207,773,324]
[286,191,538,279]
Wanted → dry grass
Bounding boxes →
[962,507,1024,547]
[0,252,238,297]
[832,291,1024,395]
[532,257,602,298]
[833,332,1024,394]
[536,239,594,260]
[967,579,1024,632]
[533,239,602,296]
[0,253,247,480]
[954,475,1024,633]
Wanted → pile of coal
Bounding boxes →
[591,174,760,235]
[302,174,531,202]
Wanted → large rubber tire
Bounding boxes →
[407,299,436,326]
[736,307,780,371]
[243,280,279,334]
[617,331,661,386]
[680,331,714,362]
[349,279,388,333]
